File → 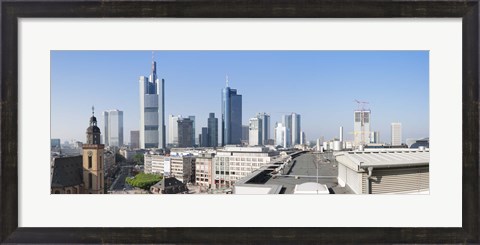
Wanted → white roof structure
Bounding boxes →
[335,149,429,171]
[293,182,330,194]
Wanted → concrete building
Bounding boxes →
[257,112,270,145]
[391,122,402,146]
[248,117,262,146]
[300,131,306,145]
[177,118,194,148]
[195,153,215,188]
[214,146,279,187]
[221,76,242,146]
[275,122,290,148]
[353,110,371,146]
[144,154,195,184]
[168,115,181,146]
[103,109,124,147]
[130,130,140,149]
[139,57,165,149]
[335,149,429,194]
[51,138,61,151]
[207,113,218,147]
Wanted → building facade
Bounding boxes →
[207,113,218,147]
[144,154,195,183]
[195,153,215,188]
[221,77,242,146]
[256,112,270,145]
[168,115,181,146]
[214,146,279,187]
[130,130,140,149]
[391,122,402,146]
[291,113,301,145]
[353,110,371,146]
[139,58,165,149]
[248,117,262,146]
[200,127,209,147]
[177,118,194,147]
[82,108,105,194]
[275,122,290,148]
[103,109,124,147]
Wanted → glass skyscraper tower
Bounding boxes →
[221,76,242,146]
[103,109,124,147]
[139,55,165,149]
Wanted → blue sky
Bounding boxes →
[51,50,429,144]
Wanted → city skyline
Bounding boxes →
[51,50,429,145]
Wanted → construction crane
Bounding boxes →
[354,99,370,147]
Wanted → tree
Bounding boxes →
[125,173,162,190]
[133,153,144,165]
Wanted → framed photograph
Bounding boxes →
[1,0,479,243]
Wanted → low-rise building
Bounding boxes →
[335,149,429,194]
[150,177,188,194]
[195,153,215,188]
[214,146,279,188]
[144,154,195,184]
[51,156,83,194]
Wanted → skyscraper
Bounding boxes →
[188,115,196,146]
[207,113,218,147]
[221,76,242,146]
[275,122,290,148]
[130,130,140,149]
[241,125,249,143]
[177,118,194,147]
[256,112,270,145]
[200,127,208,147]
[168,115,182,146]
[291,113,301,145]
[139,55,165,149]
[353,110,371,146]
[103,109,124,147]
[391,122,402,146]
[248,117,262,146]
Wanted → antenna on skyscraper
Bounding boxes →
[226,74,229,87]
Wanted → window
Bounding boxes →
[88,173,93,189]
[88,156,92,169]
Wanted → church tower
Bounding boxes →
[82,106,105,194]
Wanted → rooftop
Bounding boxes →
[335,149,430,170]
[234,152,354,194]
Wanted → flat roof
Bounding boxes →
[235,152,354,194]
[335,149,429,170]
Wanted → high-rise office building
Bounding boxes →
[139,55,165,149]
[291,113,301,145]
[282,114,292,146]
[188,116,196,146]
[370,131,380,144]
[221,76,242,146]
[256,112,270,145]
[168,115,181,146]
[130,130,140,149]
[177,118,194,147]
[391,123,402,146]
[200,127,209,147]
[207,113,218,147]
[275,122,290,148]
[353,110,371,146]
[103,109,124,147]
[300,131,306,145]
[248,117,262,146]
[241,125,249,142]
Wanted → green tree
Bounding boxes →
[126,173,161,190]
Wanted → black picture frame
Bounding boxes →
[1,0,478,244]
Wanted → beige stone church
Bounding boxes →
[51,108,105,194]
